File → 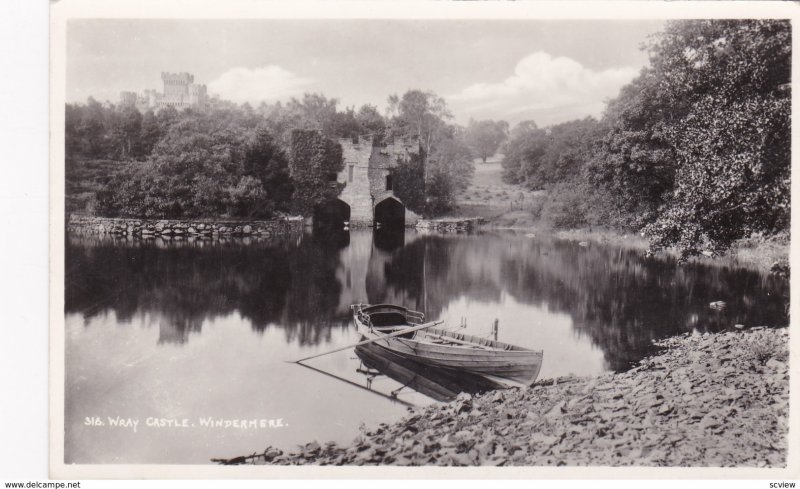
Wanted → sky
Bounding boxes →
[66,19,665,127]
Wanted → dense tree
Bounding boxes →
[96,113,292,219]
[636,20,790,258]
[240,127,294,217]
[387,90,452,164]
[501,121,544,185]
[586,73,678,228]
[109,106,143,159]
[465,119,508,163]
[67,88,475,219]
[428,137,474,193]
[387,90,474,216]
[139,110,162,156]
[504,19,791,256]
[288,129,344,216]
[389,151,426,216]
[512,117,600,190]
[355,104,387,142]
[78,98,108,158]
[64,103,84,158]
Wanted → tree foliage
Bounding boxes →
[387,90,473,216]
[288,129,344,216]
[387,90,452,160]
[428,136,474,193]
[522,118,601,190]
[390,151,426,216]
[638,20,791,258]
[96,114,292,219]
[500,20,790,259]
[501,120,542,185]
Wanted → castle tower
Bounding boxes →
[188,84,208,108]
[119,91,138,106]
[119,72,209,112]
[161,72,194,98]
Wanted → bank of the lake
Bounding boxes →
[551,227,790,276]
[226,327,788,467]
[455,161,789,274]
[480,216,789,275]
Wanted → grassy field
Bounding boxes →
[453,156,543,223]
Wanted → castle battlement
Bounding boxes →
[120,72,208,112]
[161,72,194,85]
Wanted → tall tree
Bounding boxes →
[637,19,791,259]
[109,106,143,159]
[387,89,452,168]
[288,129,344,215]
[501,120,546,186]
[355,104,386,142]
[587,72,678,229]
[428,137,474,193]
[465,119,509,163]
[79,97,108,157]
[240,127,293,217]
[387,90,476,217]
[139,110,161,157]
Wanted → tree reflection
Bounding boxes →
[65,233,347,346]
[376,234,788,371]
[65,231,788,370]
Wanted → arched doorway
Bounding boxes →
[314,199,351,233]
[374,197,405,231]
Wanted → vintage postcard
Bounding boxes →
[50,0,798,479]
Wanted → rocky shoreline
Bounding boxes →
[218,327,789,467]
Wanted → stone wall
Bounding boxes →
[337,137,374,226]
[335,135,421,228]
[67,215,304,238]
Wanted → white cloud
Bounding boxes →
[208,65,312,104]
[449,52,641,126]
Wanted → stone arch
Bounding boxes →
[314,198,351,232]
[374,196,405,231]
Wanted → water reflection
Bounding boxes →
[355,342,505,402]
[66,233,348,346]
[64,229,788,463]
[66,230,788,370]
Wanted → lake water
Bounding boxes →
[64,228,788,464]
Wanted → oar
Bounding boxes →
[293,361,416,408]
[288,320,444,364]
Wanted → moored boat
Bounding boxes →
[351,303,543,387]
[355,342,507,402]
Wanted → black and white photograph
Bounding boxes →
[44,0,796,480]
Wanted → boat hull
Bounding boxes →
[353,311,543,387]
[355,342,507,402]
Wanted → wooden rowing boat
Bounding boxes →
[351,303,543,387]
[355,342,507,402]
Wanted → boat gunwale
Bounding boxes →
[353,311,541,355]
[351,303,543,387]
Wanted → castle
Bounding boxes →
[326,135,421,228]
[120,72,209,112]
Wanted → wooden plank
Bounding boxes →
[419,332,494,349]
[289,320,443,363]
